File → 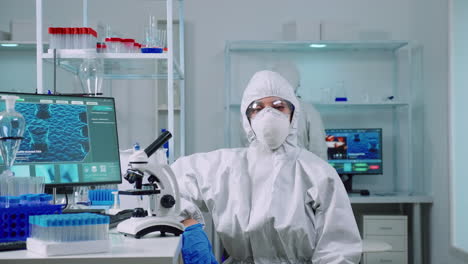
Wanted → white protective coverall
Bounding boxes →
[297,99,327,160]
[271,62,328,160]
[172,70,362,264]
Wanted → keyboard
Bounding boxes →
[0,241,26,251]
[62,208,107,214]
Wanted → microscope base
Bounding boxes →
[117,216,185,238]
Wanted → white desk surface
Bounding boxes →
[0,230,181,264]
[349,192,433,204]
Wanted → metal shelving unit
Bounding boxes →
[42,50,184,80]
[35,0,186,161]
[229,101,410,109]
[0,41,47,50]
[314,102,409,107]
[227,40,409,52]
[224,40,424,195]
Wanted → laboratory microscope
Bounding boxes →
[117,131,185,238]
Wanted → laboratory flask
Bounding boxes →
[79,56,104,96]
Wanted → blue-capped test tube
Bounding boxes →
[30,213,111,243]
[96,215,102,240]
[103,215,110,240]
[38,216,46,241]
[71,216,78,242]
[62,216,69,242]
[80,215,84,241]
[57,217,64,242]
[91,215,98,241]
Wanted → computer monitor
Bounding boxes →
[0,92,121,187]
[325,128,382,193]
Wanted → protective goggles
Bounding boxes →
[246,97,294,119]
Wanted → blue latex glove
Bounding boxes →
[182,223,218,264]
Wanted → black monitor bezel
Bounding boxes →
[325,128,383,175]
[0,91,122,187]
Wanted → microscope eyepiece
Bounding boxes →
[144,131,172,157]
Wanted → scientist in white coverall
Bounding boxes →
[172,70,362,263]
[272,62,328,160]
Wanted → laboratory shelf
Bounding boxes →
[43,51,168,59]
[314,102,410,108]
[229,102,409,109]
[0,41,48,51]
[35,0,187,163]
[42,50,184,80]
[226,40,409,52]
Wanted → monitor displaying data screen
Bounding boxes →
[325,128,383,175]
[0,92,121,186]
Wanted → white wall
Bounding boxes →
[408,0,465,263]
[449,0,468,261]
[0,0,459,263]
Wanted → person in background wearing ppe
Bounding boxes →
[173,70,362,264]
[272,62,328,161]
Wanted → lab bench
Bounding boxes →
[0,229,182,264]
[0,193,432,264]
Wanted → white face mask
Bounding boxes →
[251,107,290,150]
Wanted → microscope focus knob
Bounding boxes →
[161,195,176,208]
[132,208,148,218]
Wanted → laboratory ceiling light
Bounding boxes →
[1,43,18,47]
[309,44,327,48]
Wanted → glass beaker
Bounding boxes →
[145,16,158,48]
[79,54,104,96]
[158,29,167,49]
[334,81,348,102]
[73,186,89,203]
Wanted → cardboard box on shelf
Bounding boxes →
[0,30,11,41]
[320,20,360,41]
[281,19,320,41]
[10,20,35,41]
[10,19,48,41]
[320,20,391,41]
